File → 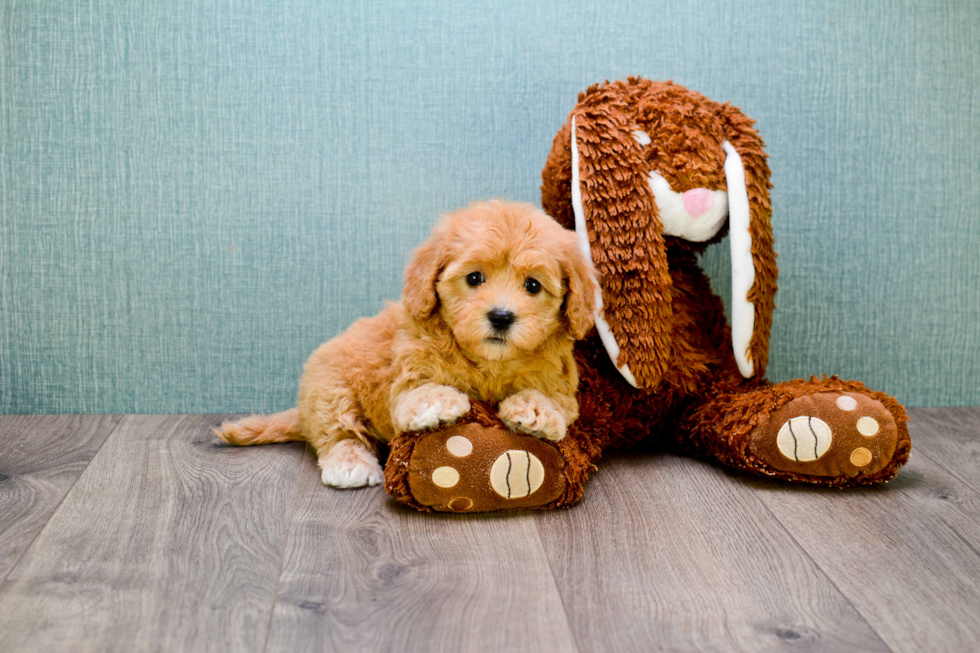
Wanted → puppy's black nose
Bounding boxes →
[487,308,515,331]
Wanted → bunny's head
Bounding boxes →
[542,78,777,389]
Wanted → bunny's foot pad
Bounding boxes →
[387,422,568,512]
[749,392,899,480]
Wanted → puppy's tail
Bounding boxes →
[214,408,303,446]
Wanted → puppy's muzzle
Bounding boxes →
[487,308,516,333]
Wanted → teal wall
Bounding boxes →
[1,0,977,413]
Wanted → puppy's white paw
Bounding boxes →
[319,440,384,489]
[499,390,567,442]
[393,383,471,433]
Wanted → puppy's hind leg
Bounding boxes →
[303,392,384,489]
[317,438,384,489]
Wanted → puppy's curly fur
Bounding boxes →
[217,200,596,488]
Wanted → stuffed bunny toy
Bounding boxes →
[385,77,911,512]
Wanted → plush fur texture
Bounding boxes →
[217,200,596,488]
[386,78,911,512]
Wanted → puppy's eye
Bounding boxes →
[466,272,485,287]
[524,278,542,295]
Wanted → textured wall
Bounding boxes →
[1,0,977,413]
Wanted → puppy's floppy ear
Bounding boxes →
[403,221,450,320]
[559,232,598,340]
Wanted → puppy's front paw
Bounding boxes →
[393,383,471,433]
[499,390,567,442]
[319,440,384,489]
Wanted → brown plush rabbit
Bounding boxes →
[386,78,911,512]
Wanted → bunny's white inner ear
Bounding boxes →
[570,116,639,388]
[723,140,755,378]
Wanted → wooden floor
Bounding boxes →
[0,409,978,652]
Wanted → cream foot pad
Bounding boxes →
[750,392,899,478]
[407,423,566,512]
[489,451,545,499]
[776,417,832,462]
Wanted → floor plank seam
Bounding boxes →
[947,523,980,561]
[910,448,980,562]
[261,442,309,653]
[912,446,980,500]
[746,485,897,653]
[0,415,124,590]
[532,516,584,653]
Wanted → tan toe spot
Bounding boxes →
[856,416,880,436]
[432,466,459,488]
[445,435,473,457]
[850,447,873,467]
[448,497,473,511]
[836,395,858,411]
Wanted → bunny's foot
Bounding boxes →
[748,392,901,480]
[384,403,587,512]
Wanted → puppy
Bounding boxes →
[217,200,596,488]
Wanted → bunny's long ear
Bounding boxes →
[719,104,777,379]
[570,88,674,389]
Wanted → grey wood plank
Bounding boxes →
[535,454,889,653]
[0,414,121,583]
[0,414,305,653]
[264,446,578,653]
[749,447,980,653]
[904,407,980,494]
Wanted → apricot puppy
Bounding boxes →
[217,200,596,488]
